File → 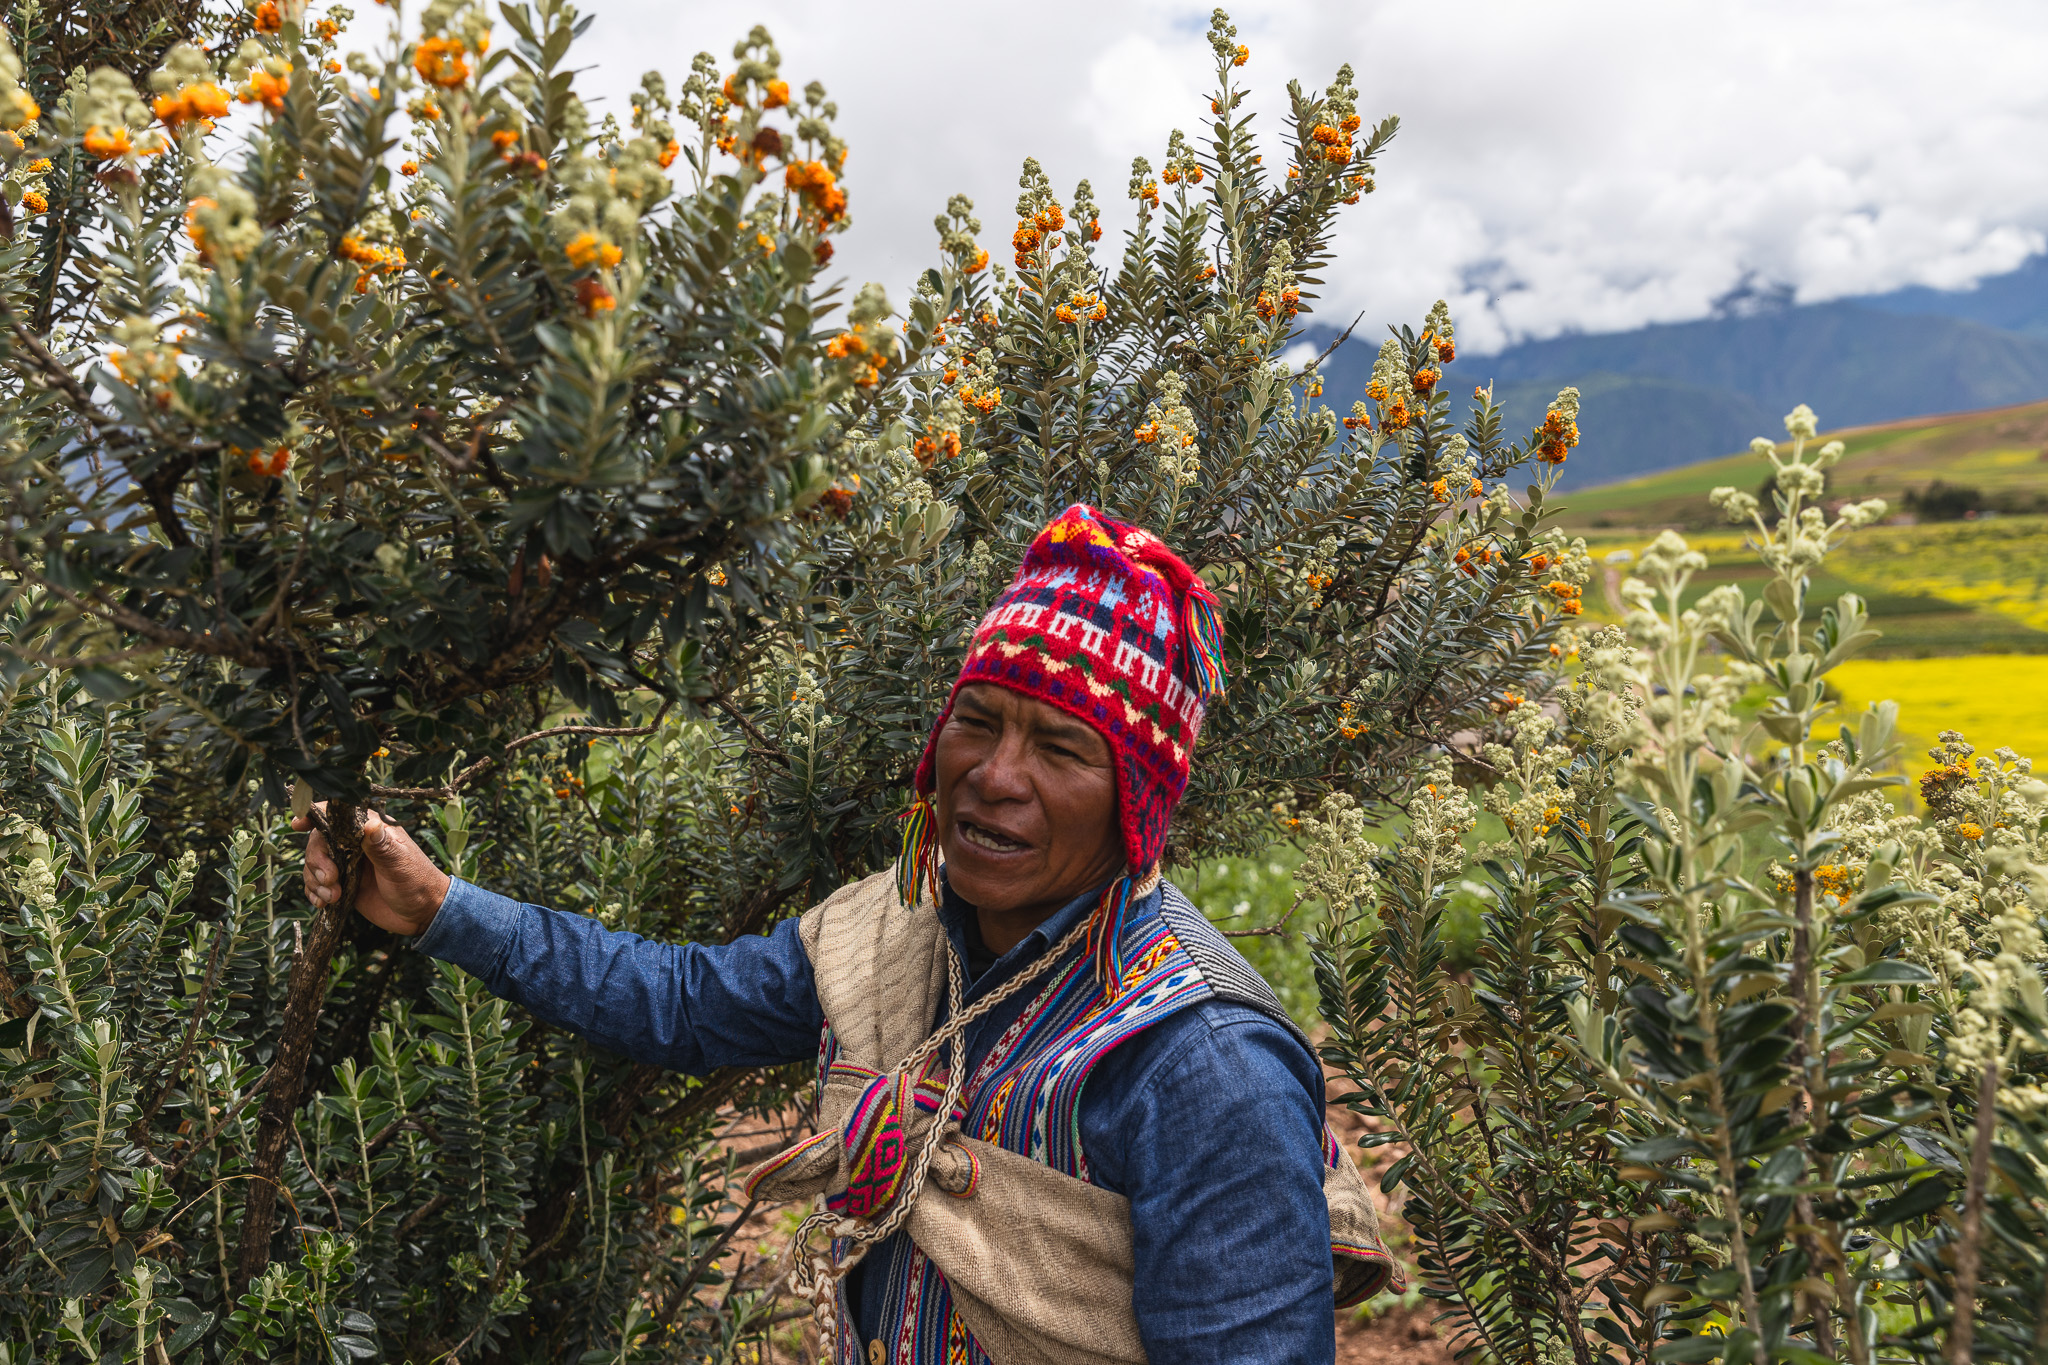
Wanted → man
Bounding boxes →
[304,504,1395,1364]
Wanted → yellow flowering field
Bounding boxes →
[1835,515,2048,634]
[1829,654,2048,768]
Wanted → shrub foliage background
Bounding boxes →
[0,2,1587,1361]
[1315,413,2048,1360]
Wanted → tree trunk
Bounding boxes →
[232,801,364,1293]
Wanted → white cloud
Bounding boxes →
[375,0,2048,353]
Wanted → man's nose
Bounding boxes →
[967,728,1033,803]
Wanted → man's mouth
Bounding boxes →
[958,819,1029,854]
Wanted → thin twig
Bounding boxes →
[167,1071,271,1179]
[369,701,674,800]
[1947,1060,1999,1365]
[1221,891,1306,939]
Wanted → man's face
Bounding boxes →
[932,683,1126,917]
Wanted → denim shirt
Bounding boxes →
[415,875,1337,1363]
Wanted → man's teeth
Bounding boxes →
[963,824,1025,852]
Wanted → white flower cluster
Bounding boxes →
[1402,755,1478,888]
[1482,702,1574,846]
[1566,626,1642,755]
[1294,792,1379,919]
[1141,369,1201,488]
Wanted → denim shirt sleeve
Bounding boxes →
[412,877,823,1074]
[1080,1002,1336,1364]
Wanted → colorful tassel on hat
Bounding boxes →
[1086,873,1141,998]
[895,796,942,909]
[1185,592,1227,702]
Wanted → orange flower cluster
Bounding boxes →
[239,445,291,477]
[1426,329,1455,363]
[339,233,406,292]
[762,79,790,109]
[565,232,623,270]
[1526,552,1552,574]
[84,127,153,160]
[1342,410,1371,431]
[1454,544,1503,577]
[414,36,477,89]
[1308,123,1352,165]
[252,1,283,32]
[963,246,989,274]
[575,276,616,315]
[238,68,290,112]
[1919,761,1972,812]
[1233,44,1249,66]
[491,129,519,151]
[784,160,847,227]
[400,159,419,175]
[1412,366,1439,395]
[21,189,46,213]
[315,17,342,39]
[1137,182,1159,208]
[1489,689,1525,714]
[1957,821,1985,841]
[1009,201,1066,267]
[1341,174,1368,205]
[1160,165,1204,185]
[1535,409,1578,464]
[153,81,230,131]
[1545,580,1583,615]
[184,197,219,260]
[911,431,961,466]
[824,332,866,360]
[817,485,855,518]
[1254,288,1300,320]
[1054,292,1108,325]
[959,381,1001,415]
[659,138,679,169]
[1815,863,1860,900]
[1011,225,1040,267]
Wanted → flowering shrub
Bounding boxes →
[0,0,1592,1358]
[1317,407,2048,1360]
[762,10,1593,889]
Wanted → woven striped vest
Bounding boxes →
[746,872,1398,1365]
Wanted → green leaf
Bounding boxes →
[1868,1174,1952,1226]
[1834,960,1935,987]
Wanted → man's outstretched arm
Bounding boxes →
[300,807,822,1074]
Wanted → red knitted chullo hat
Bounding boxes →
[907,504,1226,911]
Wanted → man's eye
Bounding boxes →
[1044,743,1079,762]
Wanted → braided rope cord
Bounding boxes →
[791,868,1160,1361]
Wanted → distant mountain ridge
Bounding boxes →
[1303,253,2048,488]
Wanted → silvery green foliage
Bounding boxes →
[1318,409,2048,1361]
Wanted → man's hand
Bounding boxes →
[294,804,452,936]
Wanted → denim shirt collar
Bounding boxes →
[935,870,1156,1004]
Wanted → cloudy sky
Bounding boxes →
[427,0,2048,354]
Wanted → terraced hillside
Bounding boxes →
[1554,398,2048,532]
